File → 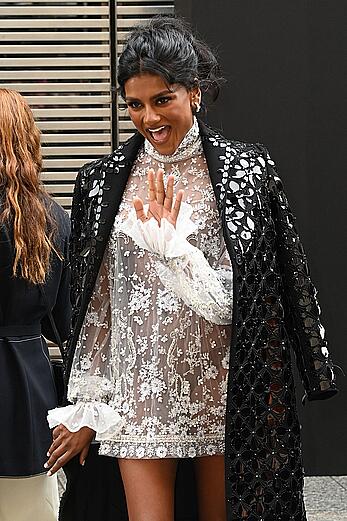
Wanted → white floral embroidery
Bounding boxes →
[67,123,233,458]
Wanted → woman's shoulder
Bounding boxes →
[77,132,144,187]
[200,123,278,190]
[200,122,268,160]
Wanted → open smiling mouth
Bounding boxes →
[147,125,171,144]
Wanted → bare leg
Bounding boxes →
[194,455,226,521]
[118,458,177,521]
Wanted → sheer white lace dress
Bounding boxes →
[48,119,233,459]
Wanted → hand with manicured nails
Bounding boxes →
[44,425,95,475]
[133,168,183,227]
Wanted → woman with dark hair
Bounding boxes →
[47,16,337,521]
[0,89,71,520]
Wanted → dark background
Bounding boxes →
[175,0,347,475]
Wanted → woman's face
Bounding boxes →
[124,73,199,155]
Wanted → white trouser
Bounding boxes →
[0,474,59,521]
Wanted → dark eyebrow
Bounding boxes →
[125,88,175,103]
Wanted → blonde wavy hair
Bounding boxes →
[0,88,60,284]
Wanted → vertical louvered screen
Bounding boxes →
[0,0,174,211]
[0,0,113,210]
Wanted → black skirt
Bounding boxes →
[0,335,57,476]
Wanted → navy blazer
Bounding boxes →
[0,198,71,342]
[0,197,71,476]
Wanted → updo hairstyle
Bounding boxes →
[117,16,223,114]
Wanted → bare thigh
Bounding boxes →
[194,455,226,521]
[118,458,177,521]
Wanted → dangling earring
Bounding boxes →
[194,101,201,113]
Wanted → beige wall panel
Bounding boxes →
[42,134,111,143]
[0,44,110,54]
[25,95,110,105]
[43,159,94,168]
[2,58,110,66]
[43,146,110,156]
[32,108,110,117]
[0,70,110,79]
[0,7,109,15]
[41,173,77,181]
[0,32,110,42]
[38,121,111,130]
[2,83,110,93]
[0,0,174,218]
[0,19,109,28]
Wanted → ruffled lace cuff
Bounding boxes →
[47,402,124,441]
[120,202,197,259]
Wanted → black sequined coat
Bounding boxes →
[64,122,337,521]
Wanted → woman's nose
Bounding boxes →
[143,106,161,127]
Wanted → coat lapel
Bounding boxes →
[200,121,265,263]
[92,132,144,268]
[76,132,144,337]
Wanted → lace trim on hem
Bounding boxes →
[47,402,124,439]
[98,437,225,459]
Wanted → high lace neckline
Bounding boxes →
[144,117,202,163]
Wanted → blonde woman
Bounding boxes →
[0,89,71,521]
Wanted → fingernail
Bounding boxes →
[47,471,52,477]
[81,460,85,467]
[44,463,49,469]
[47,452,50,457]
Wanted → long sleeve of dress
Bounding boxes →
[120,202,233,325]
[47,254,124,439]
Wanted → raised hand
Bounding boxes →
[133,168,183,227]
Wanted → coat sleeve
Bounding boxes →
[69,166,86,330]
[65,161,97,349]
[263,147,338,402]
[62,163,92,380]
[63,157,113,388]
